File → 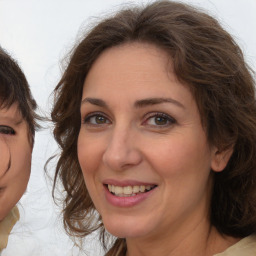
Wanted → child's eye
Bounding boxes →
[143,113,176,127]
[0,125,15,135]
[83,113,111,126]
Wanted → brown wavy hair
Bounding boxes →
[50,1,256,254]
[0,46,40,144]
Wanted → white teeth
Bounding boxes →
[133,185,140,193]
[146,185,151,190]
[107,184,155,196]
[114,186,123,195]
[140,185,145,192]
[123,186,133,195]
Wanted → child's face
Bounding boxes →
[0,103,32,220]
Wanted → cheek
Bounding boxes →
[0,138,10,176]
[10,142,32,186]
[77,135,103,212]
[145,137,212,221]
[7,132,32,187]
[77,137,92,176]
[77,133,104,198]
[77,131,105,175]
[0,140,32,220]
[145,133,212,181]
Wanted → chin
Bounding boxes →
[103,215,154,239]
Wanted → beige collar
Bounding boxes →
[0,206,20,250]
[214,234,256,256]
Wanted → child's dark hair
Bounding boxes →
[0,46,40,144]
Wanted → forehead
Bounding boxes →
[0,102,23,123]
[87,42,170,79]
[84,43,173,94]
[82,43,194,106]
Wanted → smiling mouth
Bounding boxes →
[105,184,157,197]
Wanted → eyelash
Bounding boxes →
[82,112,176,128]
[83,112,110,127]
[142,112,176,128]
[0,125,16,135]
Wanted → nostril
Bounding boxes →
[103,147,143,171]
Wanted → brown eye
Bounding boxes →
[84,113,111,126]
[95,116,108,124]
[144,113,176,127]
[0,125,15,135]
[154,116,169,125]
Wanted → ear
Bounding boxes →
[211,146,233,172]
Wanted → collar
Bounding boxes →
[0,206,20,250]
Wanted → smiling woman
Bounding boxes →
[50,1,256,255]
[0,47,39,253]
[78,43,222,240]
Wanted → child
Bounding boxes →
[0,47,39,252]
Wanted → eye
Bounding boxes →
[0,125,15,135]
[83,113,111,126]
[143,113,176,127]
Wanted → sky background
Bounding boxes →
[0,0,255,255]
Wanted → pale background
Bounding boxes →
[0,0,255,255]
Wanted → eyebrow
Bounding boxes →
[81,97,185,109]
[81,98,107,107]
[134,98,185,109]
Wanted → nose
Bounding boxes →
[0,137,11,178]
[102,126,143,171]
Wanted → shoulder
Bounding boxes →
[0,206,20,251]
[214,234,256,256]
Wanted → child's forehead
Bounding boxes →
[0,102,24,123]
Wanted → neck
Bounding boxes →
[126,217,239,256]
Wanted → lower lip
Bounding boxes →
[104,185,156,207]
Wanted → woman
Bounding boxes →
[0,47,39,253]
[50,1,256,255]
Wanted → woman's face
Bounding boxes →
[77,43,226,240]
[0,103,32,220]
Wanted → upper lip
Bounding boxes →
[103,179,157,187]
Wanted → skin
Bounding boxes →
[77,43,236,256]
[0,136,10,179]
[0,103,32,221]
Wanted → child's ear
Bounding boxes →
[211,146,234,172]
